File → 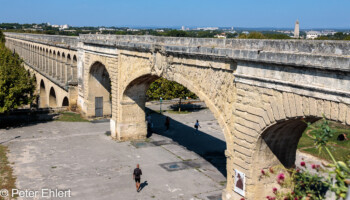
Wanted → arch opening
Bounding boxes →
[49,87,57,108]
[258,117,320,168]
[39,80,47,108]
[249,116,343,199]
[118,74,227,177]
[87,62,111,117]
[62,97,69,107]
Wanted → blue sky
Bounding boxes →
[0,0,349,28]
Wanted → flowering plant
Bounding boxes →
[261,117,349,200]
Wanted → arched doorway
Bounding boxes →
[49,87,57,108]
[39,80,47,107]
[88,62,111,117]
[62,97,69,107]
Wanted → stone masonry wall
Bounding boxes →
[227,82,350,199]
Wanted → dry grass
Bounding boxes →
[0,145,16,200]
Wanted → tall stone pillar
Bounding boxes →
[41,51,45,70]
[45,52,49,74]
[48,54,53,76]
[68,82,78,110]
[63,63,68,84]
[72,65,77,82]
[31,48,34,65]
[39,51,42,70]
[67,64,72,82]
[29,48,32,64]
[34,49,38,67]
[53,57,57,78]
[57,60,62,81]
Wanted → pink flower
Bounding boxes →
[312,164,321,170]
[240,198,245,200]
[266,196,271,200]
[294,197,298,200]
[273,187,278,194]
[277,173,285,184]
[261,169,265,175]
[300,161,306,167]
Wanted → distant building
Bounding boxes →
[51,24,69,30]
[61,24,69,29]
[306,31,321,39]
[215,33,226,39]
[294,20,299,38]
[196,27,219,31]
[127,29,139,32]
[181,26,185,31]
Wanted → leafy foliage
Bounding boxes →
[264,33,291,39]
[0,30,5,43]
[0,30,36,113]
[247,32,266,39]
[146,78,197,101]
[239,32,291,39]
[316,32,350,40]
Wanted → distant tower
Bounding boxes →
[181,26,185,31]
[294,20,300,38]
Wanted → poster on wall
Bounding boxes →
[234,169,245,197]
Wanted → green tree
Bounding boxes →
[0,30,5,43]
[247,32,266,39]
[166,30,188,37]
[238,33,247,39]
[146,78,197,111]
[0,30,36,113]
[264,33,291,39]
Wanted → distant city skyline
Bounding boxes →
[0,0,349,29]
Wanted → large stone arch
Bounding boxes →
[107,50,238,197]
[49,87,58,108]
[39,79,47,108]
[229,82,350,200]
[114,50,234,146]
[86,61,112,117]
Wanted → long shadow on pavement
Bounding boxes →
[146,108,227,177]
[0,109,57,129]
[138,181,148,192]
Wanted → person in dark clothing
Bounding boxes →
[165,117,170,131]
[194,120,201,135]
[133,164,142,192]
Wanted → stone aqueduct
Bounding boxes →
[5,32,350,199]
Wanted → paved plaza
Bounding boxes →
[0,105,227,200]
[0,102,325,200]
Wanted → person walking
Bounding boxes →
[165,116,170,131]
[133,164,142,192]
[146,114,152,131]
[194,120,201,135]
